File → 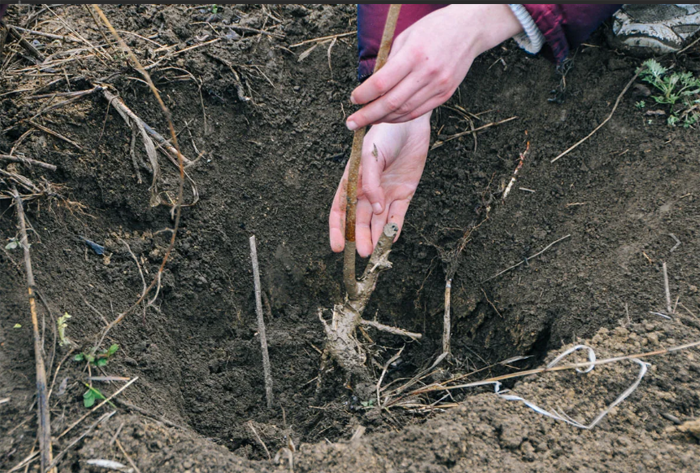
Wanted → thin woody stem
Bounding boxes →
[343,4,401,299]
[12,186,55,473]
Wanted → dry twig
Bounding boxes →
[431,116,518,150]
[250,235,274,409]
[91,5,187,347]
[443,279,452,355]
[663,262,673,315]
[483,234,571,282]
[11,185,55,473]
[552,72,639,163]
[0,154,56,171]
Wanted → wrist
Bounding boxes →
[444,4,524,58]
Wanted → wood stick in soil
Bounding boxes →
[663,262,673,315]
[11,186,56,473]
[250,235,274,409]
[0,154,57,171]
[443,279,452,355]
[343,4,401,298]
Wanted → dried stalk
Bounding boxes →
[91,5,187,347]
[1,20,46,63]
[249,235,273,409]
[483,234,571,282]
[662,262,673,315]
[443,279,452,355]
[101,88,162,207]
[11,186,55,473]
[0,154,57,171]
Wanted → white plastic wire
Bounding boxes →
[492,345,649,429]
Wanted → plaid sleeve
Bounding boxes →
[357,4,448,81]
[523,4,622,63]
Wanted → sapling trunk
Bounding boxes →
[343,4,401,300]
[324,4,420,378]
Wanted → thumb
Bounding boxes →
[361,141,386,215]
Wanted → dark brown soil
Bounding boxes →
[2,4,700,472]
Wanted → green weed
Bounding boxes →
[638,59,700,127]
[74,343,119,367]
[82,383,116,408]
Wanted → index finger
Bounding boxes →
[329,174,348,253]
[350,53,413,106]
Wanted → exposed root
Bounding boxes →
[321,223,421,377]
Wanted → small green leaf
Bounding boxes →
[13,323,21,328]
[83,390,96,408]
[74,353,85,361]
[107,344,120,356]
[83,385,106,408]
[96,358,108,367]
[85,353,95,363]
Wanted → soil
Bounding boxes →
[1,4,700,472]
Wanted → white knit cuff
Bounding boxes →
[508,4,546,54]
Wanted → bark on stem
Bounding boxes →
[323,224,409,374]
[343,4,401,298]
[12,186,55,473]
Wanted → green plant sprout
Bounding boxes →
[82,383,116,408]
[57,313,72,347]
[211,4,218,14]
[635,100,646,109]
[74,344,119,367]
[638,59,700,127]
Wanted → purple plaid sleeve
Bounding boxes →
[357,4,622,80]
[523,4,622,63]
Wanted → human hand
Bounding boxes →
[346,4,522,130]
[329,112,431,257]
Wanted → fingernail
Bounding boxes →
[372,203,382,214]
[350,95,357,105]
[346,120,357,131]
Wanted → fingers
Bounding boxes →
[361,140,386,215]
[368,198,410,252]
[347,74,424,130]
[328,175,348,253]
[350,52,413,106]
[355,198,375,258]
[371,208,388,250]
[391,94,451,125]
[386,198,411,243]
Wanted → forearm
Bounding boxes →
[454,4,523,58]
